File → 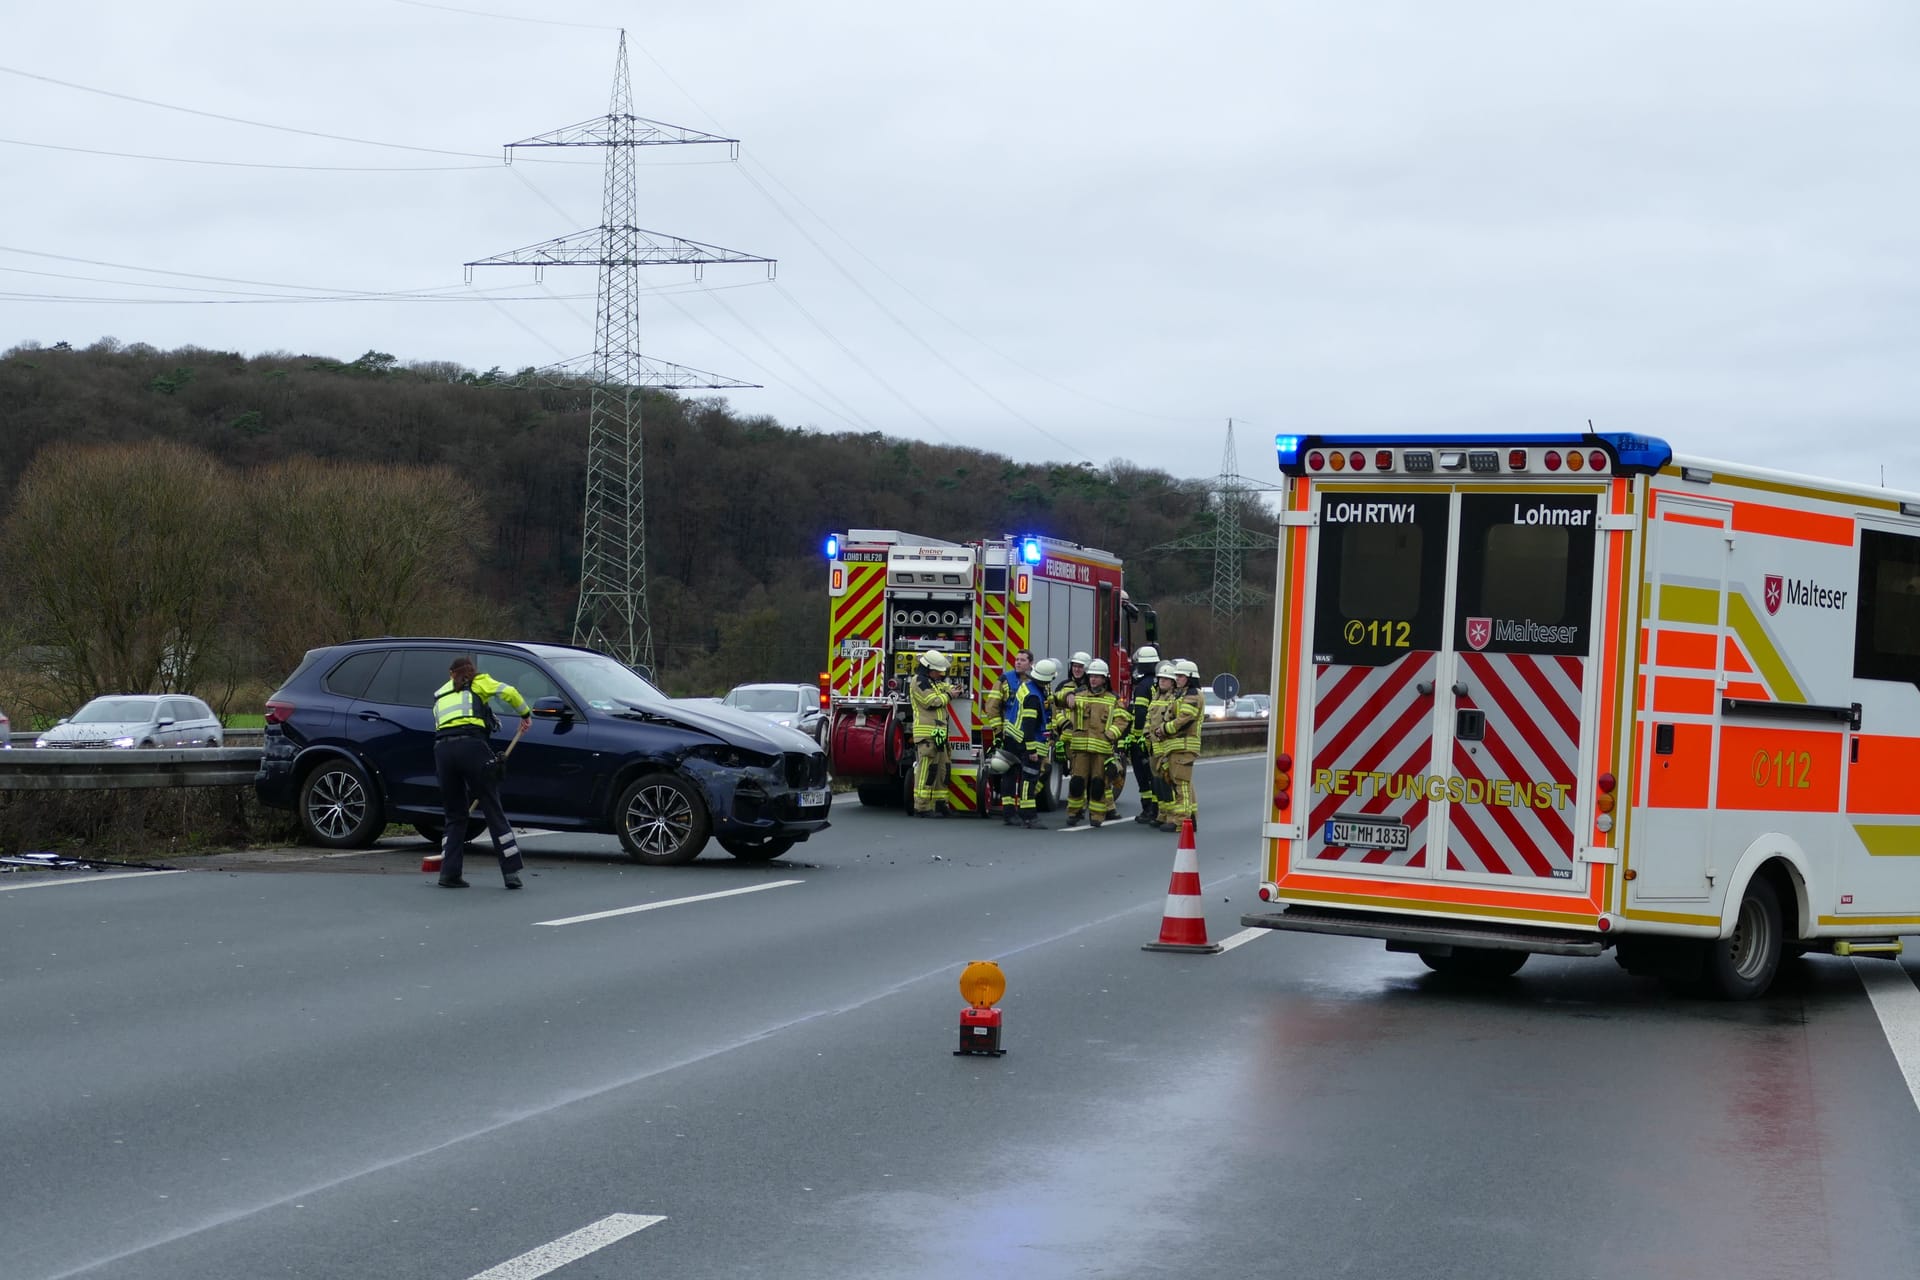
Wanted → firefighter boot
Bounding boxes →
[1064,812,1083,828]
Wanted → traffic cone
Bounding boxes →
[420,847,442,874]
[1142,818,1220,953]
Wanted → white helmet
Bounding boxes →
[920,651,951,673]
[1133,645,1160,664]
[1171,659,1193,680]
[1156,666,1177,683]
[1070,651,1091,668]
[1032,658,1060,682]
[1086,659,1110,677]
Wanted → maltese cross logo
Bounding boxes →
[1465,617,1492,651]
[1764,575,1783,615]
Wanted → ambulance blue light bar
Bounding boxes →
[824,534,839,559]
[1274,433,1672,477]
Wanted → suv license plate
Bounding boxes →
[1324,818,1410,851]
[801,787,829,808]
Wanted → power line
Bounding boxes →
[0,135,496,171]
[388,0,620,30]
[0,64,593,164]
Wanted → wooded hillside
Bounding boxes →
[0,339,1276,703]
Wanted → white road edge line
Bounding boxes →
[466,1213,665,1280]
[1855,959,1920,1114]
[533,880,803,927]
[1215,926,1268,953]
[0,870,185,893]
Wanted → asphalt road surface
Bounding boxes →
[6,754,1920,1279]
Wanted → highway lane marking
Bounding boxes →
[1855,959,1920,1115]
[0,870,185,893]
[467,1213,665,1279]
[533,880,803,927]
[1215,926,1269,953]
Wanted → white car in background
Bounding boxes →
[722,683,827,744]
[34,695,225,749]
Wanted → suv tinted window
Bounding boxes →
[481,654,561,706]
[360,648,463,707]
[325,650,387,699]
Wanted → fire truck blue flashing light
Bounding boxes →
[1021,538,1043,565]
[825,535,839,560]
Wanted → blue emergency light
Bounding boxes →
[1276,435,1304,467]
[824,534,839,560]
[1020,537,1043,564]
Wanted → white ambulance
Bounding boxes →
[1240,433,1920,998]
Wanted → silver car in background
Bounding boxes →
[35,695,225,749]
[721,683,826,744]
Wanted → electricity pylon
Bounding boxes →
[1148,420,1280,626]
[465,30,775,674]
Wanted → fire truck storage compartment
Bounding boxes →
[1029,578,1092,666]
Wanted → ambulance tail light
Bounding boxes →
[1567,450,1585,471]
[1306,450,1325,471]
[1589,449,1608,472]
[1543,450,1563,472]
[1596,770,1617,814]
[1328,451,1346,471]
[1348,450,1366,471]
[1275,751,1293,810]
[818,672,831,711]
[1507,449,1527,471]
[1259,884,1274,902]
[1374,450,1394,471]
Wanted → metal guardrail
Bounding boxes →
[0,746,265,791]
[1201,718,1269,750]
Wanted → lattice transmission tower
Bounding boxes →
[465,31,775,674]
[1147,420,1281,627]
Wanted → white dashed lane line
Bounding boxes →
[533,880,804,927]
[466,1213,665,1280]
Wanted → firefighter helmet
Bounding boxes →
[920,651,951,673]
[1179,659,1200,679]
[1133,645,1160,665]
[1086,659,1110,677]
[1070,651,1091,668]
[1032,658,1060,682]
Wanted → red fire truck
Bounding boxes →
[822,529,1154,812]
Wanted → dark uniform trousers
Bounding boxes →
[434,730,524,880]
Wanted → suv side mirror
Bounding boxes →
[157,716,176,728]
[531,696,573,722]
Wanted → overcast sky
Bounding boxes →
[3,1,1916,488]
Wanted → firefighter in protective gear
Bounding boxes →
[1061,658,1129,827]
[1154,659,1204,833]
[989,649,1049,827]
[1126,644,1162,824]
[1146,661,1180,828]
[909,651,956,817]
[1048,651,1092,766]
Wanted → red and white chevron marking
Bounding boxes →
[1308,652,1437,869]
[1445,652,1584,879]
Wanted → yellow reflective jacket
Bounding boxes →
[432,673,530,732]
[1066,686,1129,752]
[909,674,953,742]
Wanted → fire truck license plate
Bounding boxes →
[1324,818,1410,851]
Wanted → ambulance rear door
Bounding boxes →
[1299,465,1608,891]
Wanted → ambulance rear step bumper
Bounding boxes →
[1240,905,1606,957]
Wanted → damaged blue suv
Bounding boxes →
[254,638,831,864]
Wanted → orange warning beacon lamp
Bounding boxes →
[954,960,1007,1057]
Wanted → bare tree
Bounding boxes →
[245,457,492,673]
[1,441,242,706]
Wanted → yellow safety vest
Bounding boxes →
[433,673,530,731]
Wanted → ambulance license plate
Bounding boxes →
[1324,818,1410,851]
[801,787,830,808]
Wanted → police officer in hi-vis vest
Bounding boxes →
[431,655,532,888]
